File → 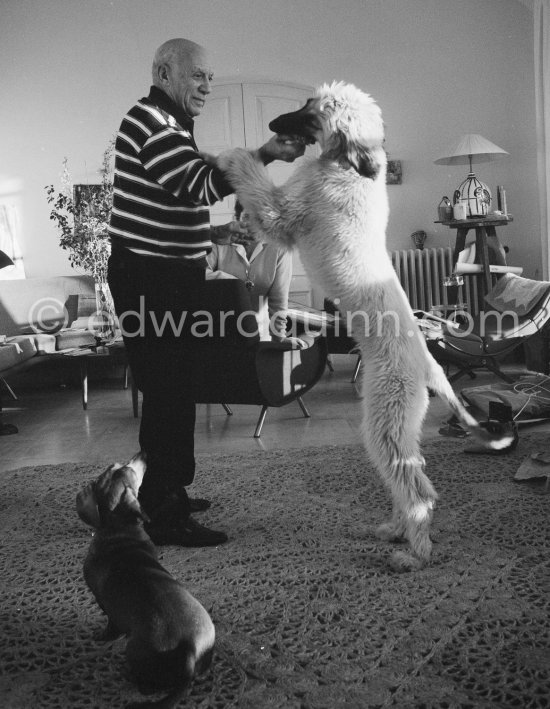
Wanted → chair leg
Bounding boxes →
[0,390,18,435]
[123,364,129,390]
[485,359,515,384]
[254,405,269,438]
[222,403,233,415]
[129,373,139,418]
[80,361,88,411]
[326,355,335,372]
[351,354,362,383]
[448,366,478,384]
[297,395,310,418]
[0,377,17,401]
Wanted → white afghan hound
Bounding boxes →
[217,82,513,571]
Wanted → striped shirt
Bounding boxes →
[108,86,233,261]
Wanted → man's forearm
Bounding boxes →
[210,224,233,245]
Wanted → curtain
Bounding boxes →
[534,0,550,278]
[0,203,25,279]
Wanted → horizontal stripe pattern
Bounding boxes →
[108,89,233,259]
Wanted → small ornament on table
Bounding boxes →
[437,196,452,222]
[411,230,427,250]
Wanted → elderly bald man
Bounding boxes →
[107,38,304,547]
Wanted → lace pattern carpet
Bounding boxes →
[1,435,550,708]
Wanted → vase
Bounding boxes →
[94,281,118,342]
[411,230,427,250]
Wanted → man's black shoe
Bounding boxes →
[146,516,228,547]
[188,496,211,513]
[141,490,211,518]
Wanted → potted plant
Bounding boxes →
[45,138,117,340]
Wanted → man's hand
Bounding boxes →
[198,151,217,167]
[258,134,306,165]
[275,336,308,349]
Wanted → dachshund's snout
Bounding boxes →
[76,452,148,529]
[127,450,147,487]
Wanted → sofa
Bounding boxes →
[0,275,98,386]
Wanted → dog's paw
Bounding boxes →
[375,522,405,543]
[216,148,250,175]
[389,549,425,573]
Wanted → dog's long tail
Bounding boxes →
[426,359,516,451]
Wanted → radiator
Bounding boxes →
[391,247,478,315]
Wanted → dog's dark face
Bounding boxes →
[76,452,148,529]
[269,82,385,179]
[269,99,321,145]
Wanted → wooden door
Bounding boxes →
[195,80,317,306]
[194,83,245,226]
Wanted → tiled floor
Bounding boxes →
[1,355,548,473]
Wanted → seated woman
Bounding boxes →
[206,203,304,346]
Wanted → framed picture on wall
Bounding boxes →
[386,160,402,185]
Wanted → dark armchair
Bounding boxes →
[187,280,328,437]
[286,298,361,383]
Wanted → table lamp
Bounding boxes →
[434,134,508,218]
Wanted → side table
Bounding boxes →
[59,342,138,417]
[436,216,514,312]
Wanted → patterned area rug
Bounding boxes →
[1,435,550,708]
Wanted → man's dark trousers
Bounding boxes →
[108,246,206,511]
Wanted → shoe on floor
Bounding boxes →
[188,496,211,512]
[146,515,228,547]
[140,489,211,518]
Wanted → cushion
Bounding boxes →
[484,274,550,317]
[55,329,97,351]
[0,336,37,371]
[32,333,58,354]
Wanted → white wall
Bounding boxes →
[0,0,540,278]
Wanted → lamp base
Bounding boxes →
[454,172,491,218]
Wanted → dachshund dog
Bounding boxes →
[76,452,215,708]
[217,82,513,572]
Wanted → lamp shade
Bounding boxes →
[0,249,14,270]
[434,134,509,218]
[434,134,508,166]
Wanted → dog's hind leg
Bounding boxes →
[375,506,407,544]
[384,456,437,572]
[361,369,437,571]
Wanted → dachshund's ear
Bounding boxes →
[120,487,150,523]
[76,483,101,529]
[346,142,382,179]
